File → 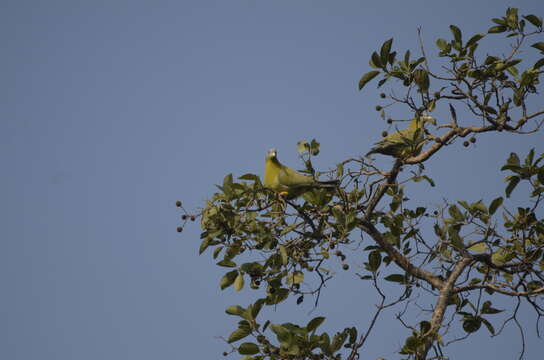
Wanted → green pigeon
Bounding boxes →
[264,148,339,199]
[366,115,436,158]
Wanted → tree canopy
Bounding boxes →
[178,8,544,360]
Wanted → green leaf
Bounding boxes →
[331,332,347,352]
[234,273,245,291]
[462,317,481,333]
[270,324,290,343]
[286,271,304,285]
[467,242,487,253]
[199,239,211,255]
[448,226,464,249]
[384,274,406,283]
[535,58,544,69]
[307,316,326,332]
[403,336,419,352]
[413,68,430,93]
[481,300,503,314]
[217,259,237,268]
[505,176,520,198]
[524,14,543,28]
[420,175,435,187]
[481,317,495,335]
[336,163,344,178]
[279,245,288,265]
[531,42,544,52]
[265,288,289,305]
[450,25,462,44]
[223,173,233,188]
[503,152,520,168]
[488,25,507,33]
[368,250,382,272]
[251,299,265,318]
[225,305,246,316]
[212,246,223,259]
[489,197,503,215]
[436,38,448,50]
[239,173,261,182]
[506,65,518,79]
[506,8,519,29]
[238,342,260,355]
[380,38,393,65]
[310,139,320,156]
[472,201,488,214]
[228,327,251,343]
[492,18,506,25]
[538,168,544,184]
[448,205,465,222]
[220,270,239,290]
[466,33,484,48]
[492,248,514,265]
[297,140,309,153]
[404,49,411,64]
[358,71,380,90]
[419,320,431,334]
[371,51,383,69]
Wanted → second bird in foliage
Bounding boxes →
[366,115,436,158]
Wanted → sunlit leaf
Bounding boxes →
[358,71,380,90]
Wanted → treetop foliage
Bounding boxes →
[178,8,544,360]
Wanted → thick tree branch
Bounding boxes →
[419,257,472,360]
[359,221,444,290]
[454,284,544,296]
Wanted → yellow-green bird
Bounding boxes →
[366,115,436,158]
[264,148,339,199]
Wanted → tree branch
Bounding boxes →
[419,257,472,360]
[359,221,444,289]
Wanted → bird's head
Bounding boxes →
[266,148,278,161]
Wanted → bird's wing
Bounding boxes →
[278,165,314,188]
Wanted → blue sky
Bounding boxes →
[2,1,543,359]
